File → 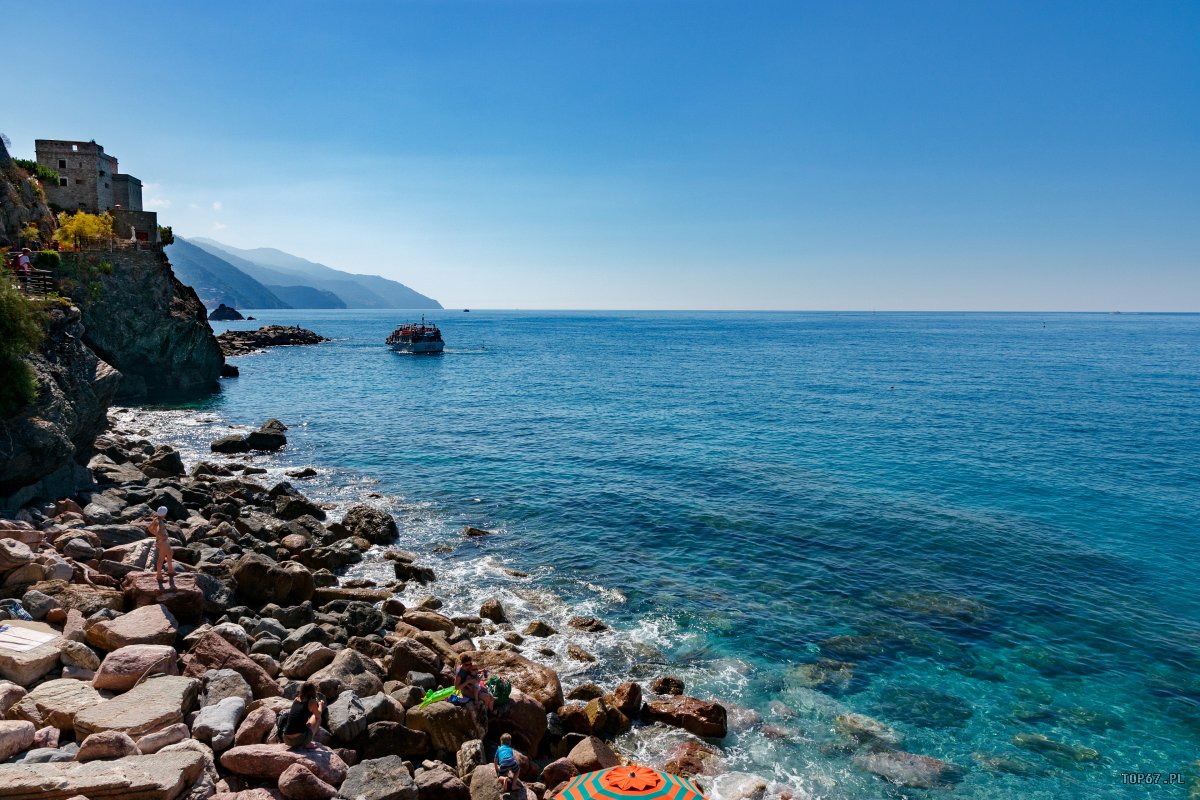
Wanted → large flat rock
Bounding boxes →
[74,674,199,739]
[0,749,205,800]
[219,743,348,786]
[0,620,63,687]
[9,678,104,731]
[86,604,178,651]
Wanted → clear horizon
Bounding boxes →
[6,1,1198,312]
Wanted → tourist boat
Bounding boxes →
[387,316,444,354]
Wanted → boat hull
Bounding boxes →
[390,340,445,354]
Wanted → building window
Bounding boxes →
[58,159,67,169]
[59,178,68,187]
[105,182,110,188]
[71,144,78,152]
[75,179,84,185]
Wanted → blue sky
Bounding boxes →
[6,1,1198,310]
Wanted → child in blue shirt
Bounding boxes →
[494,733,520,795]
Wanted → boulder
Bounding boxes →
[566,617,608,633]
[522,621,555,638]
[641,696,727,738]
[340,755,419,800]
[567,737,619,773]
[0,539,35,571]
[834,713,902,746]
[232,554,314,606]
[650,676,684,695]
[486,688,546,754]
[122,573,205,624]
[59,639,102,670]
[478,599,506,624]
[415,763,470,800]
[202,668,254,707]
[74,674,200,739]
[664,740,723,777]
[0,749,206,800]
[352,720,430,760]
[539,758,578,790]
[234,705,276,746]
[283,623,332,654]
[76,730,140,762]
[183,630,282,699]
[86,604,178,651]
[282,642,337,679]
[246,420,288,452]
[467,765,503,800]
[0,680,27,714]
[608,682,642,719]
[220,743,348,786]
[192,696,246,752]
[405,699,488,753]
[35,581,125,616]
[0,620,64,686]
[466,651,563,713]
[0,720,36,760]
[135,723,190,754]
[211,435,250,454]
[387,638,442,680]
[852,750,966,789]
[309,648,383,700]
[402,610,455,635]
[337,506,399,546]
[9,678,103,730]
[326,691,404,744]
[455,739,486,782]
[93,644,179,691]
[279,762,338,800]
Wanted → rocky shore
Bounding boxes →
[217,327,330,358]
[0,416,733,800]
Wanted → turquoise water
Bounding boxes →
[141,310,1200,798]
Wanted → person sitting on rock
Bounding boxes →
[144,506,175,586]
[494,732,521,796]
[282,682,325,749]
[455,653,495,712]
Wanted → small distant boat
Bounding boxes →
[387,316,444,354]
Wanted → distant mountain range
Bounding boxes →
[165,236,441,310]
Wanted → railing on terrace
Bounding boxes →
[61,236,160,252]
[4,262,54,298]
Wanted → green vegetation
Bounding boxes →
[158,225,174,245]
[0,279,45,417]
[57,253,109,303]
[12,158,60,184]
[53,211,114,249]
[33,250,61,270]
[19,223,39,243]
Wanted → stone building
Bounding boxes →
[35,139,158,243]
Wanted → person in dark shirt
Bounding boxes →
[283,682,325,748]
[454,653,495,711]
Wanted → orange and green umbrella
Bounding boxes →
[553,766,705,800]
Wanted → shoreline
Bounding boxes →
[0,403,777,800]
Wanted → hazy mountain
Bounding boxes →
[190,238,441,309]
[165,238,290,310]
[268,284,347,309]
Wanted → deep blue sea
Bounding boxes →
[133,310,1200,799]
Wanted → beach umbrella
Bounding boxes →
[552,766,705,800]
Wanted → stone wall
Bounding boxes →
[35,140,117,213]
[111,209,158,242]
[112,173,143,211]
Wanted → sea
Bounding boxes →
[127,310,1200,799]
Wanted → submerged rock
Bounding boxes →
[1011,732,1101,766]
[873,684,973,729]
[853,749,966,789]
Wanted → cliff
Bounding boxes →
[0,140,55,247]
[0,303,121,509]
[63,249,225,401]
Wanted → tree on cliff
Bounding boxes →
[0,279,44,416]
[54,211,114,249]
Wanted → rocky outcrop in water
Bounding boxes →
[216,326,329,357]
[207,303,244,321]
[65,250,224,401]
[0,304,121,510]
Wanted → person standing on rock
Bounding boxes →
[145,506,175,586]
[494,732,521,796]
[282,682,325,749]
